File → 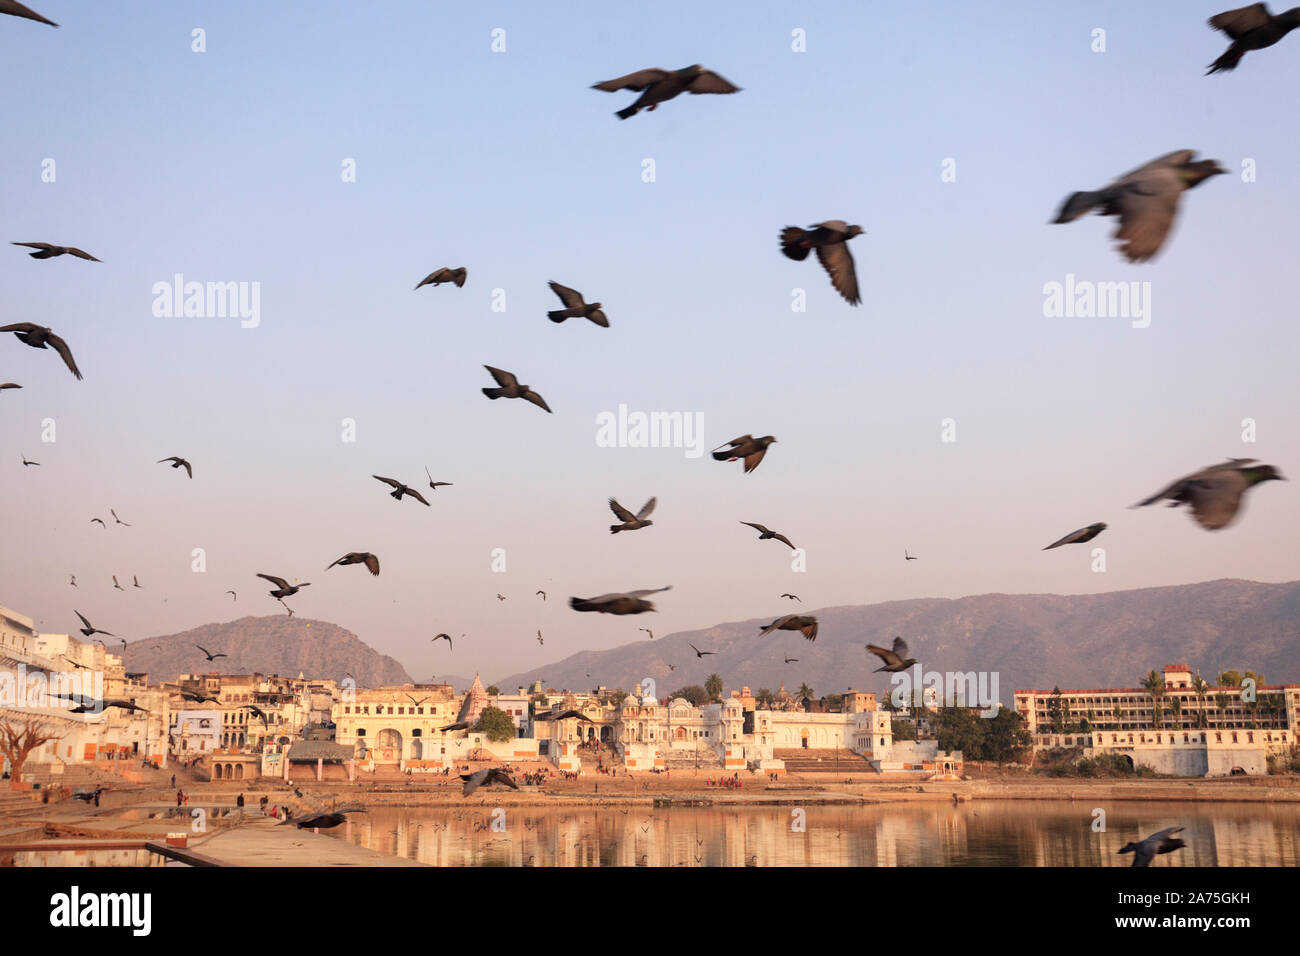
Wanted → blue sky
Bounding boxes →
[2,0,1297,683]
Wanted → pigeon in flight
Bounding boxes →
[570,586,671,615]
[424,467,452,491]
[537,630,544,645]
[327,552,381,576]
[461,767,519,797]
[195,644,228,662]
[241,704,269,725]
[2,323,82,379]
[759,615,819,642]
[780,221,864,305]
[12,241,99,261]
[1206,4,1300,73]
[1132,459,1284,529]
[1043,522,1108,550]
[414,267,466,290]
[609,496,656,533]
[22,455,39,467]
[592,64,740,119]
[291,808,369,830]
[74,611,113,638]
[867,637,917,673]
[481,366,552,413]
[90,518,105,527]
[69,575,77,587]
[157,456,193,478]
[111,509,131,526]
[1119,827,1187,867]
[0,1,58,26]
[497,593,506,601]
[713,436,776,474]
[739,521,795,549]
[226,590,237,601]
[780,593,800,602]
[257,573,310,600]
[406,694,430,707]
[112,576,124,592]
[1052,150,1225,262]
[181,689,221,705]
[373,475,431,506]
[547,281,609,327]
[640,627,654,639]
[132,576,143,589]
[55,694,147,715]
[0,382,20,391]
[688,643,716,658]
[536,590,546,600]
[432,633,453,650]
[784,656,799,664]
[905,550,918,561]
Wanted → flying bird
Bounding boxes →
[688,643,715,658]
[481,365,551,413]
[327,552,381,576]
[1043,522,1108,550]
[0,1,58,26]
[157,456,192,478]
[759,615,819,642]
[257,573,310,600]
[547,281,609,327]
[424,467,452,491]
[1206,4,1300,73]
[1132,459,1284,529]
[780,593,800,601]
[226,590,237,601]
[132,576,142,589]
[591,64,740,119]
[69,575,76,587]
[739,521,795,549]
[905,550,918,561]
[90,518,105,528]
[195,644,227,662]
[0,383,20,391]
[713,436,777,474]
[414,267,467,290]
[461,768,519,797]
[1052,150,1225,262]
[1,323,82,379]
[180,690,221,705]
[406,695,430,707]
[497,593,506,601]
[867,637,917,673]
[373,475,430,506]
[783,656,799,664]
[640,627,654,639]
[536,590,546,600]
[537,630,544,645]
[73,611,113,638]
[241,704,268,725]
[112,576,124,591]
[13,241,99,261]
[609,496,656,533]
[780,221,864,305]
[54,693,146,715]
[292,808,369,830]
[1119,827,1187,867]
[569,586,671,615]
[22,455,39,467]
[110,509,131,526]
[432,633,453,650]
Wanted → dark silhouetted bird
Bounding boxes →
[69,575,76,587]
[22,455,39,467]
[90,518,104,527]
[481,366,551,413]
[640,627,654,639]
[432,633,453,649]
[327,552,380,576]
[241,704,268,725]
[905,550,918,561]
[867,637,917,673]
[780,221,864,305]
[0,1,58,26]
[570,586,671,615]
[74,611,113,638]
[292,808,368,830]
[414,267,466,290]
[1207,4,1300,72]
[1052,150,1225,262]
[112,576,124,591]
[424,467,452,491]
[406,694,430,707]
[688,643,715,658]
[592,64,740,119]
[373,475,430,506]
[111,509,131,526]
[610,496,656,533]
[157,456,192,478]
[0,382,20,391]
[181,689,220,705]
[537,630,544,645]
[1119,826,1186,867]
[1133,459,1284,529]
[2,323,82,379]
[740,521,795,549]
[759,615,819,642]
[713,436,776,474]
[132,576,142,589]
[13,241,98,261]
[461,767,519,796]
[547,281,609,327]
[780,593,800,601]
[195,644,227,662]
[256,573,310,600]
[1043,522,1108,550]
[783,656,798,664]
[226,590,237,601]
[536,590,546,600]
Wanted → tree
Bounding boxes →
[472,706,516,743]
[1192,674,1210,729]
[1140,670,1165,729]
[892,718,917,741]
[0,719,62,790]
[704,674,723,703]
[1218,671,1243,687]
[984,709,1032,766]
[755,688,774,709]
[668,685,707,706]
[797,683,814,701]
[607,690,629,712]
[934,706,982,755]
[486,685,501,697]
[823,693,843,713]
[1047,686,1065,733]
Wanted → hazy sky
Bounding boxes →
[3,0,1297,684]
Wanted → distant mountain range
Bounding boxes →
[123,616,413,686]
[494,579,1300,702]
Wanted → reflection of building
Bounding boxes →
[1015,664,1300,776]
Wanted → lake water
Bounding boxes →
[309,800,1300,867]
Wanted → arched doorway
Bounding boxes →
[410,740,423,760]
[674,727,687,741]
[800,729,809,749]
[213,764,223,779]
[234,764,244,779]
[376,728,402,763]
[600,726,612,743]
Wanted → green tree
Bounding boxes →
[607,690,629,711]
[1141,670,1165,729]
[984,709,1032,766]
[892,718,917,741]
[1047,686,1065,733]
[755,688,774,708]
[704,674,724,703]
[472,705,516,742]
[797,683,814,701]
[823,693,844,713]
[668,685,707,706]
[935,706,982,756]
[1192,674,1210,728]
[486,685,501,696]
[1218,671,1243,687]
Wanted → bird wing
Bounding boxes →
[587,309,610,328]
[75,610,92,629]
[772,533,796,549]
[627,586,671,598]
[483,365,517,387]
[608,497,636,521]
[1043,527,1087,550]
[1185,470,1250,529]
[814,241,861,305]
[636,497,657,519]
[0,322,40,333]
[740,521,771,534]
[759,616,794,635]
[11,241,54,251]
[866,644,902,668]
[801,620,819,641]
[257,573,291,589]
[406,487,432,506]
[179,458,192,478]
[415,268,450,288]
[0,3,58,26]
[719,435,752,450]
[1209,3,1272,37]
[548,281,585,308]
[688,70,741,94]
[1110,169,1185,263]
[1117,150,1199,181]
[373,475,401,489]
[363,554,380,575]
[522,389,552,413]
[326,556,345,570]
[65,247,100,261]
[742,447,770,473]
[44,331,83,379]
[592,68,671,91]
[892,636,911,659]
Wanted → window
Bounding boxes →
[357,728,366,737]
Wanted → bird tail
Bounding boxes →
[482,387,504,399]
[1207,47,1243,75]
[29,250,56,259]
[780,227,811,260]
[547,310,571,323]
[609,525,622,534]
[1052,190,1108,223]
[616,105,638,120]
[390,489,402,499]
[711,449,735,461]
[454,274,466,287]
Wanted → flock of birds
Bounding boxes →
[5,2,1296,856]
